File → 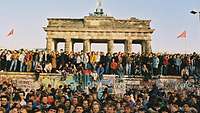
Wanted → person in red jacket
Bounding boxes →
[162,55,169,75]
[110,59,118,75]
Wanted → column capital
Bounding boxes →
[65,37,71,41]
[84,39,90,41]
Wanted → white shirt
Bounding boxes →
[19,53,25,62]
[6,53,12,61]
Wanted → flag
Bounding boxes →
[6,29,14,37]
[177,31,186,39]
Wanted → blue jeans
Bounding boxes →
[175,65,181,75]
[126,63,132,75]
[105,63,110,74]
[162,65,168,75]
[19,61,26,72]
[83,75,91,88]
[32,61,37,71]
[10,60,18,71]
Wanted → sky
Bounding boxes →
[0,0,200,53]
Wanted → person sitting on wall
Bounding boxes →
[181,66,189,82]
[142,64,151,81]
[110,59,118,75]
[35,62,43,81]
[193,67,200,84]
[44,62,52,73]
[96,63,104,81]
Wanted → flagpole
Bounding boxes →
[184,37,187,54]
[199,12,200,22]
[177,31,187,54]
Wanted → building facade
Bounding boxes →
[44,15,154,54]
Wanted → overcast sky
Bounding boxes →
[0,0,200,53]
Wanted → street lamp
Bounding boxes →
[190,10,200,22]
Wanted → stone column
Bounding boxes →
[107,39,114,54]
[46,38,53,53]
[54,40,58,51]
[65,38,72,53]
[72,41,75,52]
[145,40,152,54]
[83,39,90,53]
[141,41,146,54]
[124,39,132,53]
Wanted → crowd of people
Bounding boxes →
[0,49,200,113]
[0,49,200,77]
[0,79,200,113]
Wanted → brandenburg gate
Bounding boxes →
[44,4,154,54]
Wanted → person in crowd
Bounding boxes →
[82,99,90,113]
[91,102,101,113]
[18,50,26,72]
[57,105,66,113]
[105,104,117,113]
[50,51,57,73]
[33,108,42,113]
[0,51,7,72]
[182,103,198,113]
[181,66,189,82]
[123,104,133,113]
[9,50,19,72]
[83,53,89,69]
[9,107,19,113]
[73,104,84,113]
[38,95,51,112]
[141,64,151,81]
[20,106,30,113]
[71,96,79,110]
[47,105,57,113]
[104,53,112,74]
[32,50,40,72]
[117,64,124,78]
[162,54,169,75]
[35,62,43,81]
[27,100,34,112]
[174,54,182,75]
[0,95,10,113]
[6,50,12,71]
[0,107,5,113]
[19,91,26,106]
[110,59,118,75]
[152,54,159,76]
[44,62,52,73]
[24,51,33,72]
[90,52,97,64]
[82,61,94,88]
[96,63,104,81]
[193,56,200,82]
